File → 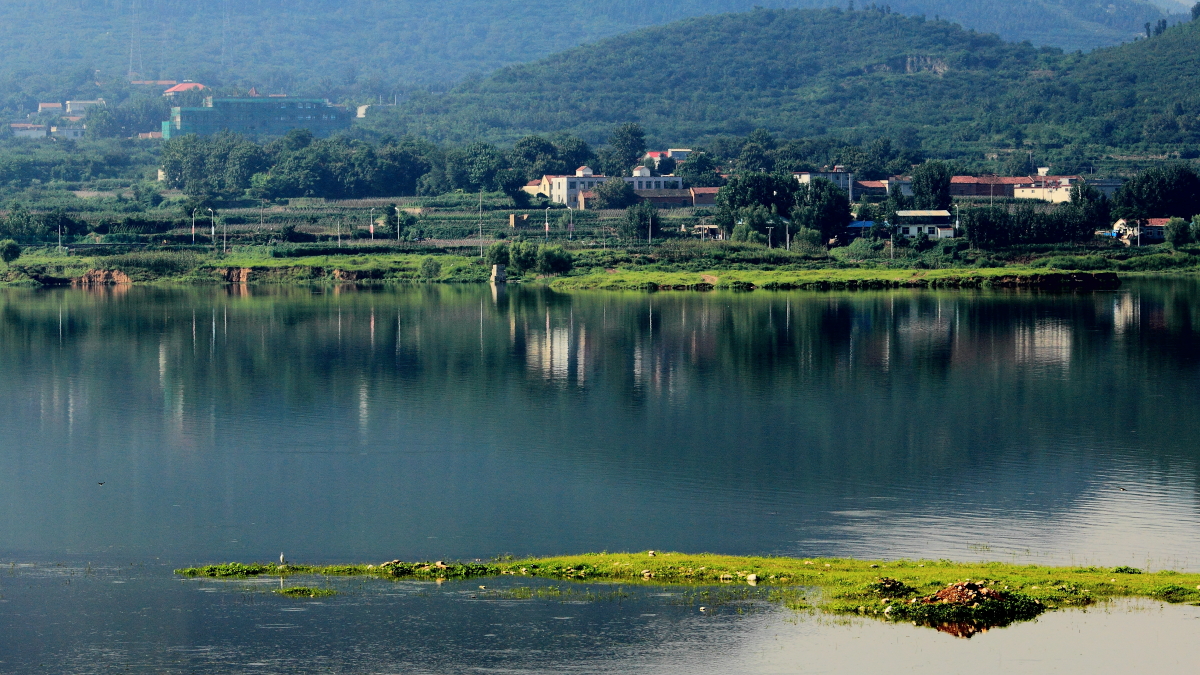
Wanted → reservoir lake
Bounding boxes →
[1,280,1199,673]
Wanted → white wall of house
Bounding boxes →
[796,171,855,200]
[548,167,609,205]
[11,124,47,138]
[50,126,86,139]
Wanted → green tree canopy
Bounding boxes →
[619,201,658,241]
[715,172,798,228]
[910,161,953,210]
[593,177,638,209]
[608,123,647,175]
[1112,165,1200,222]
[792,178,850,241]
[677,152,724,188]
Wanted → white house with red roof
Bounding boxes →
[1114,217,1170,243]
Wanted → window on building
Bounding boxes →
[655,181,661,189]
[902,227,910,235]
[569,181,576,190]
[928,227,936,234]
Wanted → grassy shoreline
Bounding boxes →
[177,552,1200,632]
[1,249,1128,290]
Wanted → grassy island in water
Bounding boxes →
[177,552,1200,637]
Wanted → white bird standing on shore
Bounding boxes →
[280,552,286,565]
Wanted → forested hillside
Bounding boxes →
[364,7,1200,154]
[0,0,1180,114]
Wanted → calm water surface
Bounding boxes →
[2,280,1199,672]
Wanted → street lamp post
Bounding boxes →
[544,207,550,241]
[369,208,375,241]
[767,226,774,249]
[208,208,215,249]
[192,209,197,244]
[566,206,574,240]
[395,205,402,241]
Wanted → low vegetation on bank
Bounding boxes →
[9,237,1200,290]
[177,553,1200,635]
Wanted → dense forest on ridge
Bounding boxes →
[361,6,1200,157]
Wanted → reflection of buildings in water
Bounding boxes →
[1113,293,1139,335]
[1014,319,1072,367]
[892,299,956,356]
[525,315,586,383]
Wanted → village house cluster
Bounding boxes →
[9,80,352,141]
[519,157,1141,243]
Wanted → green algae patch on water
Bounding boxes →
[275,586,337,598]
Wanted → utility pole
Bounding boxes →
[544,207,549,241]
[478,190,483,258]
[369,208,375,241]
[223,217,228,254]
[208,208,215,248]
[192,208,197,244]
[396,205,401,241]
[767,226,774,248]
[648,211,653,246]
[567,206,573,240]
[338,218,342,246]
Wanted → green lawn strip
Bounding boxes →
[175,553,1200,614]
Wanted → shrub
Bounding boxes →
[508,241,538,274]
[0,239,20,264]
[1166,217,1191,248]
[536,245,573,275]
[485,242,510,267]
[419,257,441,280]
[281,224,317,243]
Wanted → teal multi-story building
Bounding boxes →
[161,97,352,139]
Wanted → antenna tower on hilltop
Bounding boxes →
[128,0,144,78]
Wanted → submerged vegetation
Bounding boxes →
[176,553,1200,636]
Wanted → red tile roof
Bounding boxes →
[952,176,1028,184]
[164,82,206,93]
[1146,218,1172,226]
[690,187,720,194]
[525,180,541,186]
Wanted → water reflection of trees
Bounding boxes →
[2,282,1199,473]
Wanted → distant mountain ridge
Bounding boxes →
[365,7,1200,153]
[0,0,1182,109]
